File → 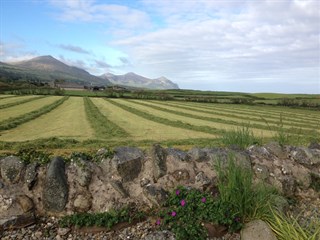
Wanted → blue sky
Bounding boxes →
[1,0,319,93]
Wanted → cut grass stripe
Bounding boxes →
[106,98,224,135]
[175,101,320,126]
[84,97,129,139]
[0,97,94,142]
[91,98,215,141]
[146,100,320,130]
[126,100,314,135]
[0,96,47,109]
[0,96,69,131]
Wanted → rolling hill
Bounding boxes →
[0,56,110,86]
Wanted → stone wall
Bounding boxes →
[1,143,319,230]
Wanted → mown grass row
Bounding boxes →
[0,96,47,109]
[106,99,223,135]
[125,100,314,136]
[0,97,69,131]
[146,100,319,130]
[169,101,320,127]
[83,97,129,139]
[180,101,320,123]
[0,95,16,100]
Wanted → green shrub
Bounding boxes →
[221,126,261,149]
[59,206,144,229]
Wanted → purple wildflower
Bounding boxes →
[156,219,161,225]
[176,189,180,195]
[201,197,206,203]
[180,199,186,206]
[171,211,177,217]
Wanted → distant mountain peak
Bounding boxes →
[100,72,179,90]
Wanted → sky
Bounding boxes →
[0,0,319,93]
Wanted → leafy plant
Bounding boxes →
[221,126,261,149]
[59,206,145,229]
[16,148,51,165]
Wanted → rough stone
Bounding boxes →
[140,178,150,187]
[172,169,190,182]
[74,160,92,188]
[143,184,168,206]
[25,163,39,190]
[188,148,208,162]
[291,147,320,167]
[309,142,320,150]
[281,175,297,197]
[110,180,129,198]
[195,171,211,186]
[112,147,143,181]
[265,142,285,158]
[0,212,35,230]
[151,144,167,181]
[0,156,24,184]
[241,220,277,240]
[167,148,190,162]
[16,195,34,213]
[143,230,175,240]
[43,156,68,212]
[73,194,92,212]
[253,164,269,181]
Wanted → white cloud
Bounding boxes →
[48,0,152,32]
[111,0,320,92]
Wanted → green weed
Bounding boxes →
[221,126,261,149]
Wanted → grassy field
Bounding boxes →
[0,94,319,151]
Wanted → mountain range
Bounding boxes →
[0,56,179,90]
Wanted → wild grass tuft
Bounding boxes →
[221,126,261,149]
[265,209,320,240]
[214,155,279,221]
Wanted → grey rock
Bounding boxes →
[25,163,39,190]
[75,160,92,188]
[0,212,35,230]
[16,195,34,213]
[96,148,107,156]
[188,148,208,162]
[143,230,175,240]
[172,169,190,182]
[73,194,92,212]
[195,171,211,186]
[253,164,269,181]
[112,147,143,181]
[57,228,70,236]
[309,142,320,150]
[241,220,277,240]
[281,176,296,197]
[167,148,190,161]
[291,147,320,167]
[143,184,168,206]
[151,144,167,181]
[43,157,68,212]
[140,178,150,187]
[265,142,285,158]
[110,180,128,198]
[0,156,24,184]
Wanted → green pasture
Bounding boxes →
[0,94,319,150]
[0,96,62,122]
[0,97,93,141]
